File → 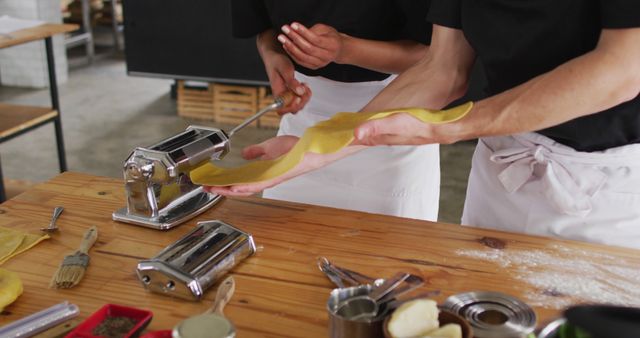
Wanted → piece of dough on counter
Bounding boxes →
[191,102,473,186]
[420,323,462,338]
[0,227,49,265]
[387,298,440,338]
[0,268,23,311]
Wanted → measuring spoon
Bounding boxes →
[376,274,424,304]
[317,257,383,287]
[172,276,236,338]
[336,272,410,321]
[41,206,64,233]
[318,258,347,288]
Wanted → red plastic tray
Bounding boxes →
[139,330,172,338]
[65,304,153,338]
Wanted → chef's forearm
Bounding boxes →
[256,29,285,60]
[337,36,428,74]
[445,28,640,143]
[361,25,476,113]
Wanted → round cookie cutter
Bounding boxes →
[442,291,536,338]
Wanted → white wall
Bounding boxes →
[0,0,69,88]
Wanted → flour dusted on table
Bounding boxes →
[455,244,640,309]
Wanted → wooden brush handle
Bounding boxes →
[209,276,235,316]
[78,226,98,254]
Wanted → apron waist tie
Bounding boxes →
[489,142,607,217]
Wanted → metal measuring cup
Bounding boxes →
[336,271,427,322]
[172,276,236,338]
[335,272,411,321]
[328,284,389,338]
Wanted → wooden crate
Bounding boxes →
[177,81,215,120]
[257,86,282,129]
[213,84,258,126]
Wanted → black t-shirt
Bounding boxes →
[231,0,431,83]
[428,0,640,152]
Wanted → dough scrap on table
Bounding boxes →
[0,227,49,265]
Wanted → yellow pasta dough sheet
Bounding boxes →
[191,102,473,186]
[0,227,49,265]
[0,268,22,311]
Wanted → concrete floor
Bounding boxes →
[0,43,475,223]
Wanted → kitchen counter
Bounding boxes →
[1,172,638,337]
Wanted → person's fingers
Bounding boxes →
[222,155,307,194]
[268,70,287,96]
[309,23,334,35]
[354,119,385,145]
[353,113,414,139]
[242,136,300,160]
[366,134,428,146]
[280,84,311,114]
[283,24,333,62]
[229,181,275,194]
[271,66,305,115]
[282,25,334,64]
[279,35,325,69]
[241,144,267,160]
[278,92,304,114]
[206,179,282,196]
[278,97,305,115]
[282,25,315,52]
[290,22,324,46]
[298,85,312,109]
[267,136,300,158]
[281,43,319,70]
[275,62,305,96]
[203,186,254,197]
[279,36,312,68]
[204,143,330,196]
[354,113,428,146]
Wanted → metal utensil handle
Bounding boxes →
[377,276,425,304]
[368,272,410,301]
[49,206,64,228]
[317,257,347,288]
[319,257,377,286]
[377,274,424,301]
[0,302,79,338]
[227,91,295,138]
[209,276,236,316]
[334,266,378,285]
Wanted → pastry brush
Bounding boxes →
[50,226,98,289]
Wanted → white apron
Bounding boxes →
[263,72,440,221]
[462,132,640,249]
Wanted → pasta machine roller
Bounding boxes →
[136,220,256,300]
[112,92,294,230]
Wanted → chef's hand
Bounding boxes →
[202,135,299,197]
[203,139,366,197]
[258,30,311,114]
[241,135,299,161]
[278,22,344,70]
[353,112,452,146]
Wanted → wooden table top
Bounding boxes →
[1,172,639,337]
[0,23,77,49]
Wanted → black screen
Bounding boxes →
[123,0,268,85]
